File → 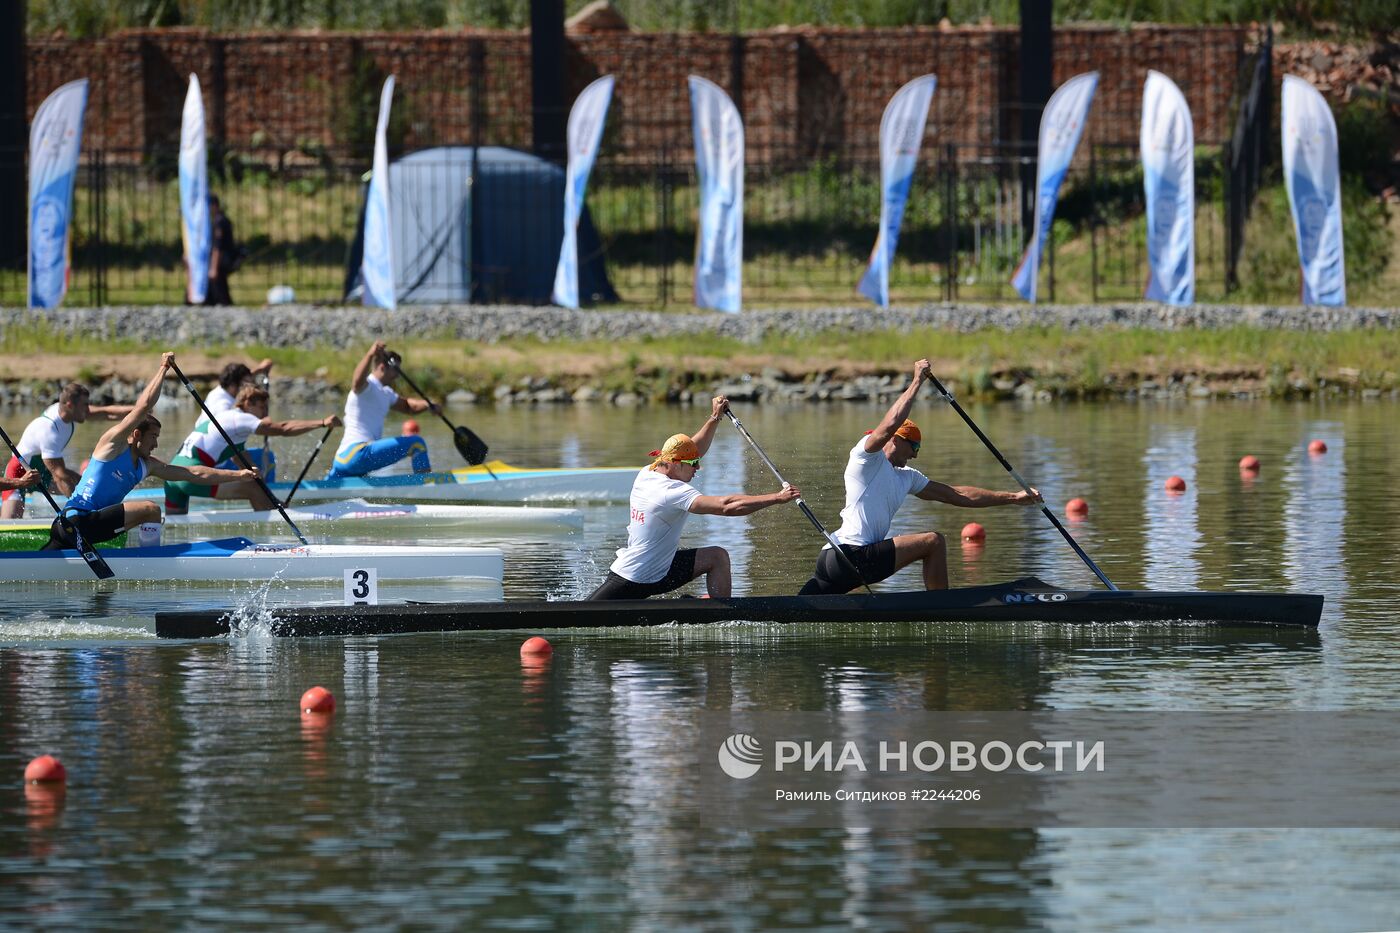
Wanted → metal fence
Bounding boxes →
[0,141,1236,309]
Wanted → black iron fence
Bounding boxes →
[1,140,1237,309]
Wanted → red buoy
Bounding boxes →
[402,419,421,436]
[520,636,553,658]
[961,522,986,543]
[1308,439,1327,455]
[24,755,66,784]
[300,686,336,715]
[1065,498,1089,518]
[1239,455,1261,472]
[1164,475,1186,493]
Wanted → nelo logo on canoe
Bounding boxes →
[1003,592,1068,604]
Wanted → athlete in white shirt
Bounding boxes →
[328,341,437,477]
[1,382,132,519]
[590,396,801,600]
[798,359,1041,595]
[207,359,274,415]
[164,385,340,513]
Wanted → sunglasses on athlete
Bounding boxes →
[677,457,702,469]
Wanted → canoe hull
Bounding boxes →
[0,537,505,584]
[0,501,583,547]
[155,577,1324,638]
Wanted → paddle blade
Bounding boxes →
[80,545,116,580]
[454,426,489,465]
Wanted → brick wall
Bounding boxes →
[26,24,1253,163]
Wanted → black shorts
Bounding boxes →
[588,549,700,600]
[797,539,898,595]
[43,504,128,551]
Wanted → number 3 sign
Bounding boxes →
[344,567,379,605]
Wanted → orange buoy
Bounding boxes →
[1164,475,1187,493]
[402,419,421,436]
[521,636,553,658]
[300,686,336,715]
[1308,439,1327,455]
[961,522,986,543]
[1065,498,1089,518]
[1239,455,1261,472]
[24,755,66,784]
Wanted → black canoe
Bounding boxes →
[153,576,1323,638]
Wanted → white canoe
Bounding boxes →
[7,499,583,536]
[106,460,637,505]
[0,537,505,584]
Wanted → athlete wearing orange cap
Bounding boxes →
[589,395,800,600]
[798,358,1041,594]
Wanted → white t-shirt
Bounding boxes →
[609,468,703,584]
[829,439,929,547]
[338,375,399,453]
[207,385,238,414]
[16,404,75,464]
[178,409,262,463]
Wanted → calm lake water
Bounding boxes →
[3,397,1399,930]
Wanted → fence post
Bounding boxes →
[944,144,957,303]
[657,144,672,308]
[1089,144,1098,303]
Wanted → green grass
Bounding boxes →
[7,317,1398,399]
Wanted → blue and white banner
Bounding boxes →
[1281,75,1345,306]
[1141,70,1195,306]
[857,74,937,308]
[552,75,615,309]
[1011,71,1098,304]
[688,75,744,313]
[179,74,211,305]
[361,75,397,310]
[28,79,89,310]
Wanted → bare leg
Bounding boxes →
[892,531,948,590]
[215,481,273,511]
[692,546,733,598]
[1,496,23,519]
[120,500,162,532]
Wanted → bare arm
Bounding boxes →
[866,359,931,453]
[256,414,341,437]
[351,341,386,394]
[691,396,729,457]
[41,457,82,495]
[391,396,434,415]
[916,480,1042,507]
[0,468,39,492]
[688,484,800,517]
[251,358,274,376]
[147,457,258,486]
[92,353,173,461]
[88,403,134,421]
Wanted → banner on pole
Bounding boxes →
[1141,70,1195,306]
[552,75,615,309]
[28,79,89,310]
[688,75,744,313]
[179,74,212,305]
[1010,72,1098,304]
[361,75,397,310]
[857,75,937,308]
[1281,75,1346,306]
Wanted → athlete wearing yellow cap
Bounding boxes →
[799,358,1041,594]
[590,395,800,600]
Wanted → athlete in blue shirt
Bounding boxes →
[43,353,258,550]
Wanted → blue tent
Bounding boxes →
[345,146,617,305]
